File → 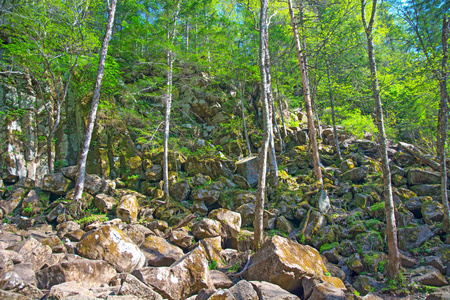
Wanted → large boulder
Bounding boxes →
[7,238,52,271]
[169,181,191,202]
[228,280,258,300]
[192,218,221,240]
[132,247,214,300]
[140,235,184,267]
[117,194,139,223]
[77,224,146,273]
[244,236,339,293]
[42,173,73,195]
[36,257,116,289]
[111,273,163,300]
[341,167,368,183]
[191,188,221,206]
[236,156,260,187]
[94,193,117,213]
[0,188,26,215]
[250,281,300,300]
[208,208,241,238]
[407,168,440,185]
[398,225,433,251]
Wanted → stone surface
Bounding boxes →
[42,173,73,195]
[407,168,440,185]
[185,157,236,179]
[398,225,433,251]
[132,247,214,300]
[208,208,241,238]
[235,156,259,187]
[411,266,449,287]
[229,280,258,300]
[210,270,233,289]
[250,281,300,300]
[341,167,368,183]
[77,224,146,273]
[48,281,96,299]
[244,236,329,293]
[94,193,117,213]
[7,237,52,271]
[117,194,139,223]
[36,258,117,289]
[192,218,221,240]
[169,181,191,202]
[140,235,184,267]
[112,273,163,300]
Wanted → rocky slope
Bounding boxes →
[0,132,450,299]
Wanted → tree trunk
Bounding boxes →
[361,0,400,278]
[438,16,450,232]
[275,65,287,137]
[287,0,322,184]
[326,59,342,160]
[72,0,117,211]
[254,0,271,250]
[163,1,181,200]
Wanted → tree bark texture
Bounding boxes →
[438,17,450,232]
[73,0,117,208]
[361,0,400,278]
[287,0,323,184]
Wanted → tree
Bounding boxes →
[400,0,450,232]
[1,0,99,173]
[254,0,275,250]
[163,0,182,200]
[361,0,400,278]
[287,0,322,184]
[73,0,117,212]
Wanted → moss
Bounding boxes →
[319,242,339,253]
[370,201,385,212]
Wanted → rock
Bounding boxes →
[169,181,191,202]
[235,156,259,187]
[394,150,416,167]
[410,184,441,197]
[0,250,23,264]
[276,216,294,234]
[210,270,233,289]
[12,263,36,285]
[145,164,163,182]
[297,130,309,145]
[236,203,255,227]
[20,190,40,217]
[147,220,169,233]
[121,223,153,247]
[132,247,214,300]
[56,221,80,239]
[192,174,212,186]
[399,253,417,268]
[111,273,163,300]
[424,256,446,275]
[192,218,221,240]
[42,173,73,195]
[232,175,251,190]
[407,168,440,185]
[411,266,448,287]
[77,224,146,273]
[353,275,378,295]
[0,187,26,215]
[229,280,258,300]
[46,203,65,222]
[244,236,329,293]
[208,208,241,238]
[317,187,331,213]
[0,289,28,299]
[341,167,368,183]
[192,188,221,206]
[308,281,346,300]
[192,200,209,216]
[117,194,139,223]
[36,258,116,289]
[140,235,184,267]
[325,263,345,281]
[422,200,444,224]
[168,229,194,250]
[48,281,96,299]
[200,236,224,267]
[94,193,117,213]
[7,237,52,271]
[207,289,236,299]
[250,281,300,300]
[0,251,14,278]
[398,225,433,251]
[346,254,364,274]
[340,159,355,173]
[185,157,236,180]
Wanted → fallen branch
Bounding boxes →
[163,213,196,239]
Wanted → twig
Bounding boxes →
[229,253,252,279]
[163,213,196,239]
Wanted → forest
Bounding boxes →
[0,0,449,299]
